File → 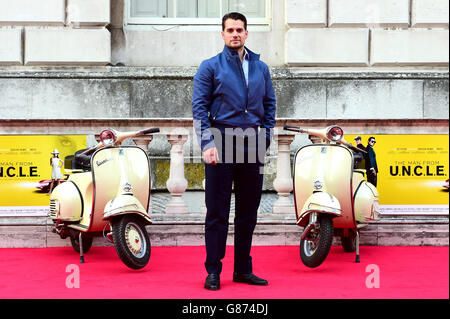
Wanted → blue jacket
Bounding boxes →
[192,46,277,151]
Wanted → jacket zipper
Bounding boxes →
[214,55,249,121]
[235,57,249,114]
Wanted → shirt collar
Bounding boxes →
[243,49,249,61]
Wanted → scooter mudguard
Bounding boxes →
[104,195,152,225]
[354,181,379,222]
[297,191,342,226]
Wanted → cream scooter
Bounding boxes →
[49,127,159,269]
[284,125,379,268]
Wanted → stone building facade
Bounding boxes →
[0,0,448,247]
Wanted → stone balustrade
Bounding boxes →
[0,118,448,248]
[0,118,448,218]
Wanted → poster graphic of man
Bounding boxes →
[365,137,378,187]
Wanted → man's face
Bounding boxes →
[369,139,376,147]
[222,18,248,50]
[355,139,361,145]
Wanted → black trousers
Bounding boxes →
[204,161,264,275]
[367,171,378,187]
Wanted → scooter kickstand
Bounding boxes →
[355,231,360,263]
[79,232,85,264]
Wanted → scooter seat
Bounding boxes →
[70,149,92,171]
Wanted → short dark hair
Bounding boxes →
[222,12,247,31]
[368,137,376,142]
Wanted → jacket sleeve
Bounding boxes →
[261,64,277,143]
[192,60,216,151]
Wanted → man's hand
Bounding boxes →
[203,147,219,165]
[370,168,377,176]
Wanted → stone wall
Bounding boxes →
[1,67,448,120]
[0,0,110,65]
[111,0,449,67]
[1,1,448,67]
[286,0,449,66]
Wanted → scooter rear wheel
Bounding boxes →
[341,229,357,253]
[300,215,334,268]
[69,230,93,254]
[112,215,151,269]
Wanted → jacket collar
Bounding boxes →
[223,45,260,61]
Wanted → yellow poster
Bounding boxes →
[0,135,86,209]
[347,134,449,215]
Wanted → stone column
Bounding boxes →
[132,136,153,153]
[272,134,295,214]
[165,134,189,214]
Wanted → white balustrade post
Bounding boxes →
[165,134,189,214]
[132,136,153,154]
[272,134,295,214]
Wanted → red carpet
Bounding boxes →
[0,245,448,299]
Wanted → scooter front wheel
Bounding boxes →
[300,215,334,268]
[111,215,151,269]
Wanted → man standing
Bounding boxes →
[365,137,378,187]
[353,136,366,169]
[192,12,276,291]
[354,136,366,152]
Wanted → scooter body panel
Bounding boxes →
[50,172,93,224]
[89,146,151,232]
[293,144,356,229]
[49,181,82,222]
[354,181,379,222]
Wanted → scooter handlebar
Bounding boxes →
[341,140,367,154]
[141,127,160,135]
[283,125,305,133]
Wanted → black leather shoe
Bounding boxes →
[204,274,220,290]
[233,273,268,286]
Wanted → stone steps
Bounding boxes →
[0,214,447,248]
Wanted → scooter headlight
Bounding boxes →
[99,129,117,146]
[326,125,344,142]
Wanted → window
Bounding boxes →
[126,0,270,25]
